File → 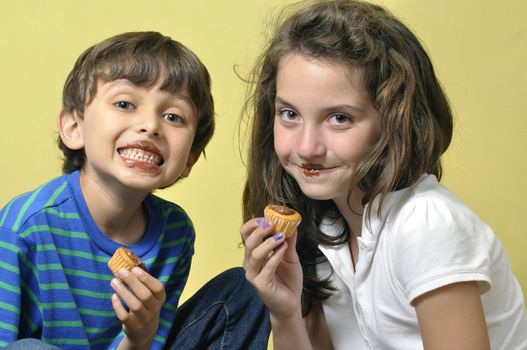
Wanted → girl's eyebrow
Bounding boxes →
[275,96,365,114]
[274,96,294,108]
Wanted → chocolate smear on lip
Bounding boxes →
[128,140,161,155]
[303,168,320,177]
[119,140,164,166]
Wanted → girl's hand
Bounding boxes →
[111,267,166,350]
[241,217,303,319]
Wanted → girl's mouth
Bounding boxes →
[303,168,320,177]
[301,164,324,177]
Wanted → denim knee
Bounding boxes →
[5,339,62,350]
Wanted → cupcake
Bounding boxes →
[108,247,146,279]
[264,204,302,237]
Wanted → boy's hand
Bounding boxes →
[111,267,166,349]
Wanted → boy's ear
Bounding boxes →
[180,152,201,178]
[58,110,84,150]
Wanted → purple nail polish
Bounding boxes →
[273,232,284,241]
[256,217,264,224]
[262,221,271,229]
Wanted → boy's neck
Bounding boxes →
[79,171,148,245]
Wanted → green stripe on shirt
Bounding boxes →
[12,184,45,231]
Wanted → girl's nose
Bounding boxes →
[297,125,326,158]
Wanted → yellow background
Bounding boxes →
[0,0,525,316]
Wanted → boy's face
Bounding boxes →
[62,78,199,194]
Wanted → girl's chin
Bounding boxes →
[299,187,338,201]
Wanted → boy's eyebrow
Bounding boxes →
[105,79,195,105]
[106,79,136,89]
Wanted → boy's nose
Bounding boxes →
[297,125,326,158]
[138,111,161,137]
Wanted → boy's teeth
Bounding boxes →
[120,148,161,165]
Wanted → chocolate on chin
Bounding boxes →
[264,204,302,237]
[108,247,146,279]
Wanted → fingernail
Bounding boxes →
[262,221,271,229]
[132,267,143,276]
[118,268,129,278]
[273,232,284,241]
[256,217,264,224]
[111,278,120,289]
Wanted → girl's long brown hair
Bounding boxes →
[242,0,453,315]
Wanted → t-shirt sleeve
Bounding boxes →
[0,227,41,345]
[162,209,195,309]
[171,220,195,294]
[390,197,493,304]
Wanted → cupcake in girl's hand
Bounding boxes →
[264,204,302,237]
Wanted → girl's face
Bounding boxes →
[273,53,381,205]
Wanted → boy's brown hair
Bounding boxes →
[59,31,215,173]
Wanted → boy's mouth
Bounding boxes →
[118,141,164,170]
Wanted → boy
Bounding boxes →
[0,31,215,349]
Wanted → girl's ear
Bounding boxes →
[58,110,84,150]
[180,152,201,178]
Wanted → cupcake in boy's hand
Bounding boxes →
[264,204,302,237]
[108,247,146,279]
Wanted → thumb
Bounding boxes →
[283,230,299,261]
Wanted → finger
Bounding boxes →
[244,231,286,280]
[282,230,300,262]
[242,218,275,251]
[240,217,264,243]
[111,274,149,320]
[259,241,288,279]
[129,267,166,310]
[241,219,274,269]
[111,292,131,322]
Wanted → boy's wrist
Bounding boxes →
[118,334,154,350]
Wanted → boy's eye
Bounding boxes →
[163,113,183,124]
[115,101,135,110]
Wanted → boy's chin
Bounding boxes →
[157,177,182,190]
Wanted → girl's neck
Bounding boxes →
[333,189,365,237]
[79,171,148,245]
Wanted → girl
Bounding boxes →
[240,0,527,349]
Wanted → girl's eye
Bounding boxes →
[115,101,134,110]
[163,113,183,124]
[328,113,353,126]
[278,109,299,122]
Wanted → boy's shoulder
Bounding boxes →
[0,173,74,233]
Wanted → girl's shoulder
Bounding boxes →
[388,174,479,228]
[368,174,494,248]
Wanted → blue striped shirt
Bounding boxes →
[0,170,195,349]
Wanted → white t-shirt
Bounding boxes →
[317,174,527,349]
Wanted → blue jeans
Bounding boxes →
[5,268,270,350]
[165,267,271,349]
[4,338,61,350]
